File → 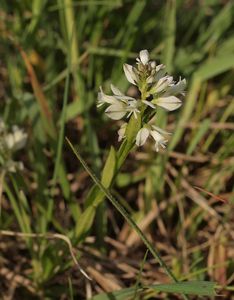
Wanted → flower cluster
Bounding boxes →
[0,119,27,172]
[98,50,186,151]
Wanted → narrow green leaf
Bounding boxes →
[195,54,234,81]
[150,281,217,296]
[75,206,96,241]
[101,146,116,188]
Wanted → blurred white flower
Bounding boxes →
[136,125,171,152]
[0,120,27,173]
[5,160,24,173]
[5,126,27,151]
[98,85,140,120]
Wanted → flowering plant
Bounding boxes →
[98,49,186,152]
[67,49,188,290]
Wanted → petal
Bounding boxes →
[142,100,156,109]
[150,130,168,152]
[105,103,126,120]
[13,132,27,151]
[164,78,186,96]
[98,88,118,105]
[154,140,167,152]
[153,96,182,111]
[150,61,156,69]
[115,95,136,102]
[139,50,149,65]
[154,67,167,82]
[146,75,154,84]
[156,64,165,72]
[151,125,171,136]
[150,130,164,143]
[5,133,14,149]
[136,128,150,146]
[150,76,173,94]
[154,142,159,152]
[123,64,138,85]
[110,84,123,96]
[158,76,173,92]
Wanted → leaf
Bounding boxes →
[16,43,56,138]
[75,206,96,241]
[195,54,234,81]
[101,146,116,188]
[149,281,217,296]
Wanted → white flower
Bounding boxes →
[136,125,170,152]
[98,85,140,120]
[5,126,27,151]
[0,121,27,173]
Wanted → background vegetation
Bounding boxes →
[0,0,233,299]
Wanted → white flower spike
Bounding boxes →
[97,49,186,152]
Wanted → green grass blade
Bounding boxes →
[149,281,216,296]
